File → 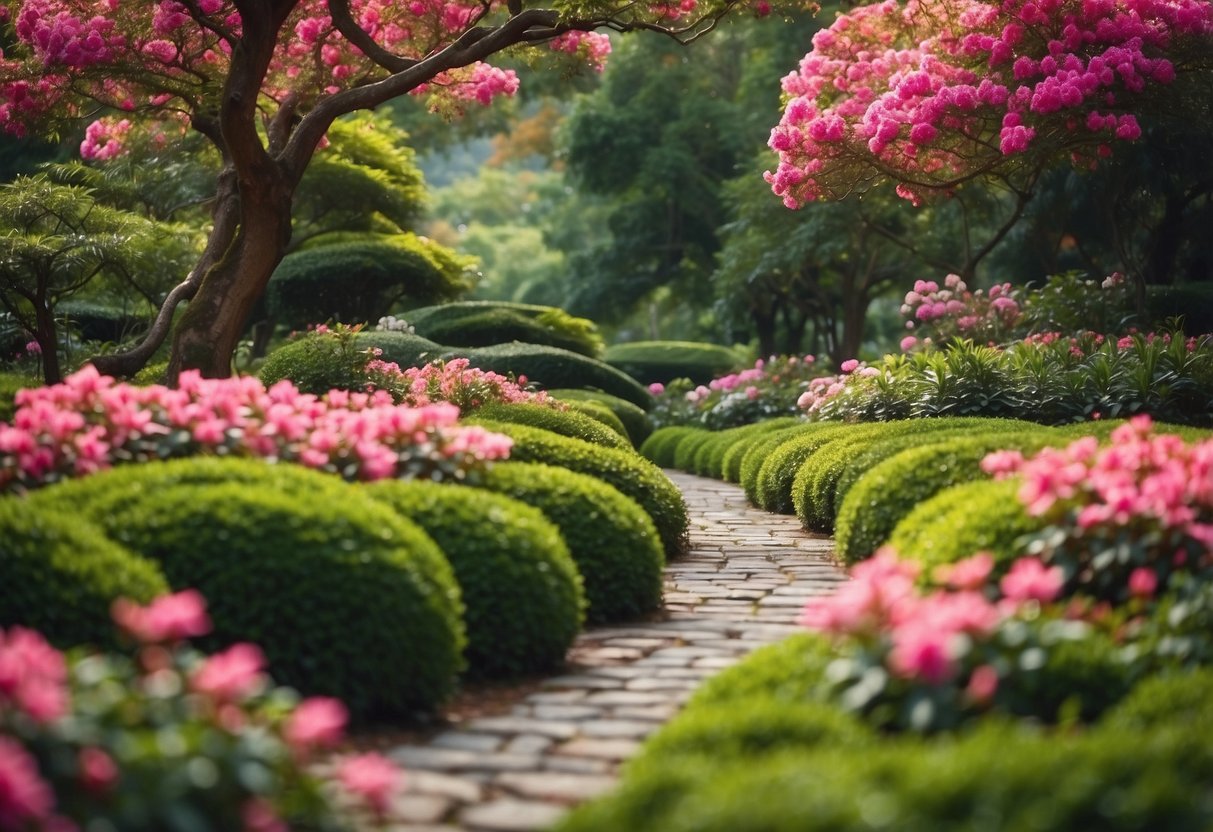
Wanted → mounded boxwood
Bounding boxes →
[453,343,653,409]
[739,424,821,504]
[406,301,603,358]
[466,420,688,557]
[474,402,631,450]
[0,499,169,649]
[723,421,808,484]
[887,478,1040,570]
[672,429,719,473]
[559,399,630,441]
[29,458,464,720]
[752,423,853,514]
[603,340,743,385]
[362,480,584,678]
[479,462,664,624]
[693,418,802,480]
[259,329,444,394]
[835,430,1070,563]
[550,388,654,446]
[639,426,706,468]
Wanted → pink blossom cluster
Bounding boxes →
[366,356,559,413]
[547,31,612,73]
[78,116,131,160]
[0,366,513,494]
[13,0,124,68]
[801,549,1062,687]
[900,274,1021,345]
[765,0,1213,207]
[795,359,877,415]
[0,591,404,829]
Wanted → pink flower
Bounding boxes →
[965,663,1000,704]
[647,382,665,395]
[999,557,1064,604]
[0,627,69,723]
[112,589,212,644]
[0,737,55,829]
[78,746,119,793]
[1127,567,1158,599]
[980,449,1024,479]
[336,753,401,818]
[284,697,348,753]
[242,797,288,832]
[839,359,859,373]
[900,335,918,352]
[888,623,955,684]
[191,643,266,702]
[932,551,994,590]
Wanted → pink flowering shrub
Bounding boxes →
[649,355,827,429]
[1,590,403,830]
[367,355,561,412]
[0,365,512,494]
[900,274,1021,347]
[985,415,1213,603]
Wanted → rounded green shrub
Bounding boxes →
[355,330,448,369]
[29,459,464,720]
[549,388,653,446]
[722,421,806,484]
[693,418,802,480]
[362,480,584,678]
[406,301,603,358]
[474,402,631,450]
[453,343,653,409]
[603,340,743,385]
[259,329,444,394]
[559,399,630,441]
[479,462,664,624]
[887,478,1040,570]
[639,426,705,468]
[467,420,688,557]
[672,429,718,473]
[1105,668,1213,730]
[752,423,853,514]
[0,499,169,649]
[835,430,1070,563]
[0,372,35,422]
[739,424,819,504]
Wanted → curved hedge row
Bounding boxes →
[453,343,653,409]
[752,423,852,514]
[723,422,808,484]
[479,462,664,624]
[549,388,654,446]
[834,429,1071,563]
[672,430,720,473]
[474,402,631,450]
[27,458,465,720]
[603,340,743,385]
[693,418,802,480]
[405,301,603,358]
[258,329,445,394]
[739,424,821,504]
[559,399,631,442]
[363,480,584,678]
[640,427,708,468]
[0,499,169,650]
[466,420,688,557]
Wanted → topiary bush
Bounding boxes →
[474,402,631,450]
[723,421,808,484]
[752,423,853,514]
[739,424,820,504]
[639,426,706,468]
[362,480,584,678]
[671,429,718,473]
[550,388,653,446]
[559,398,631,441]
[28,458,464,720]
[0,499,169,650]
[692,418,802,480]
[259,328,444,394]
[603,340,744,385]
[887,478,1040,571]
[466,420,688,557]
[479,462,664,624]
[835,430,1070,563]
[453,343,653,409]
[405,301,603,358]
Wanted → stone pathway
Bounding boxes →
[382,471,847,831]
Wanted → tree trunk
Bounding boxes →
[751,302,777,359]
[33,302,61,384]
[837,288,868,363]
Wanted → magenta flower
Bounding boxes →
[999,558,1064,605]
[0,737,55,831]
[964,664,1000,704]
[284,697,348,754]
[78,746,119,794]
[888,623,955,684]
[112,589,212,644]
[336,753,401,818]
[191,643,266,703]
[933,552,995,590]
[0,627,69,724]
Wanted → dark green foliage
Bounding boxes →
[549,388,654,446]
[0,499,169,649]
[259,329,444,394]
[354,330,448,369]
[722,421,806,483]
[752,423,852,514]
[603,340,743,385]
[690,632,837,709]
[639,426,706,468]
[362,480,584,678]
[266,237,468,331]
[559,398,631,441]
[671,429,718,472]
[0,371,34,422]
[1105,668,1213,731]
[29,458,464,720]
[480,462,664,624]
[465,420,688,557]
[1146,284,1213,336]
[888,479,1040,569]
[405,301,603,357]
[452,343,653,409]
[693,418,802,480]
[739,424,819,504]
[57,300,151,343]
[474,402,631,450]
[835,430,1071,563]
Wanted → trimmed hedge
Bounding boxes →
[739,424,821,504]
[362,480,584,678]
[693,418,802,480]
[259,330,444,394]
[28,458,464,720]
[474,402,631,450]
[639,426,707,468]
[405,301,603,358]
[549,388,653,446]
[888,478,1040,570]
[835,430,1071,563]
[672,430,718,473]
[722,421,807,484]
[603,340,743,385]
[559,399,630,441]
[465,420,688,557]
[354,330,448,369]
[0,372,34,422]
[0,499,169,650]
[479,462,664,624]
[752,423,853,514]
[453,343,653,409]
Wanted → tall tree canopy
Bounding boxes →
[0,0,795,379]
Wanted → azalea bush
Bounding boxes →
[648,355,825,429]
[0,590,403,831]
[0,365,513,494]
[899,274,1021,348]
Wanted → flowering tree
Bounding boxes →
[765,0,1213,274]
[0,0,788,381]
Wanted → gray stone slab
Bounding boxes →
[459,799,567,831]
[495,771,618,802]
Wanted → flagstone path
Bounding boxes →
[381,471,847,831]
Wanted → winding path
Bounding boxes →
[380,471,847,831]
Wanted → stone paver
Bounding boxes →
[380,470,844,830]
